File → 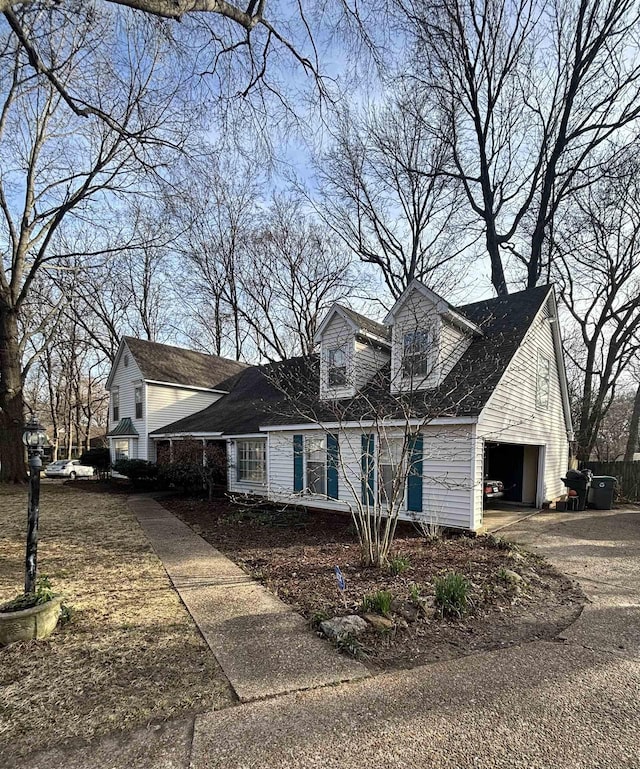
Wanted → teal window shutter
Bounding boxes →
[327,433,339,499]
[293,435,304,492]
[407,434,423,513]
[361,433,375,506]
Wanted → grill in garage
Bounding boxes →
[484,442,540,506]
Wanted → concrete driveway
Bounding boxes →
[22,506,640,769]
[503,505,640,658]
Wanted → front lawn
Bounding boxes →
[164,496,585,669]
[0,483,233,762]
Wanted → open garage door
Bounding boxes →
[484,442,540,507]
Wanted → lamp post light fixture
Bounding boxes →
[22,415,47,595]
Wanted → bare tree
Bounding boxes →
[1,1,324,120]
[0,8,188,481]
[240,195,361,360]
[405,0,640,294]
[315,84,473,300]
[554,163,640,461]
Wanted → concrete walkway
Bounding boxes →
[127,496,368,703]
[18,504,640,769]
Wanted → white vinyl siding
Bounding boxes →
[353,339,391,389]
[263,425,475,529]
[145,384,222,460]
[108,342,144,458]
[477,299,570,511]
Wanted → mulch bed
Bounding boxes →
[163,496,586,671]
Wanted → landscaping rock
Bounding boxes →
[320,615,368,641]
[390,598,420,622]
[362,613,395,631]
[502,569,524,584]
[416,596,438,619]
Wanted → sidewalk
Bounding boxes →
[127,496,368,703]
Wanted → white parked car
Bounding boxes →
[44,459,95,480]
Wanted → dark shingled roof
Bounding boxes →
[123,337,247,390]
[338,305,391,341]
[151,285,552,436]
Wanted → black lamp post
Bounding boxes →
[22,415,47,595]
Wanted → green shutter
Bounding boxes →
[293,435,304,492]
[327,433,339,499]
[407,433,423,513]
[361,433,375,506]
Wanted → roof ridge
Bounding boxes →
[123,336,249,368]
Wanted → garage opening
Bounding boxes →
[484,442,540,507]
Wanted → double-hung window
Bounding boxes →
[328,346,348,387]
[379,439,404,509]
[112,389,120,422]
[135,385,143,419]
[236,440,266,483]
[402,329,431,379]
[536,353,550,409]
[306,436,326,495]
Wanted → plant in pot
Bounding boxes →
[0,416,63,646]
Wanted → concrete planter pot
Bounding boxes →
[0,596,63,646]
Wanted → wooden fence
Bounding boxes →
[582,461,640,503]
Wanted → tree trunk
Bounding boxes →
[624,383,640,461]
[0,308,27,483]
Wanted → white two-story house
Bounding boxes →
[109,281,573,531]
[105,337,246,463]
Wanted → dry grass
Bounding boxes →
[0,482,233,761]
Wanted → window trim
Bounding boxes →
[305,435,327,496]
[112,388,120,422]
[236,439,267,485]
[327,345,348,388]
[401,328,432,380]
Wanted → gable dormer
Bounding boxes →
[315,305,391,400]
[384,280,482,393]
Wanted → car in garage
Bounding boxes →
[44,459,95,479]
[483,478,505,502]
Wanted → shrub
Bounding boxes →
[157,461,203,493]
[388,555,411,576]
[434,572,471,618]
[113,458,159,487]
[80,447,111,479]
[361,589,393,616]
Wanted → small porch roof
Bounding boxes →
[107,418,139,437]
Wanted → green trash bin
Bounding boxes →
[588,476,617,510]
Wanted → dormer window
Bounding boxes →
[402,330,431,378]
[328,346,348,387]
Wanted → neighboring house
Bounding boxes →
[107,281,574,531]
[105,337,247,463]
